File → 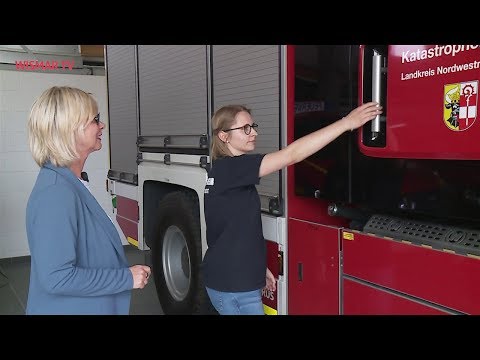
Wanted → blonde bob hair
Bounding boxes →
[28,86,98,167]
[210,104,251,160]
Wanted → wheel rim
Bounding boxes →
[162,225,191,301]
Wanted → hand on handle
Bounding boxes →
[341,102,383,132]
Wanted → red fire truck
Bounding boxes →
[105,45,480,314]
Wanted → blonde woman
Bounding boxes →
[26,86,150,315]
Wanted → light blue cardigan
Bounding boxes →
[25,163,133,315]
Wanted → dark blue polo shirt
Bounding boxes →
[202,154,266,292]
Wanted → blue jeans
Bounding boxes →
[206,287,265,315]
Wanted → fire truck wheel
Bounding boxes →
[152,190,217,314]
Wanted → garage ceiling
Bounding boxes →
[0,45,105,74]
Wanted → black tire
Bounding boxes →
[151,190,216,314]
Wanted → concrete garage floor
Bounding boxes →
[0,245,163,315]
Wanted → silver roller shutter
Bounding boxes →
[137,45,208,150]
[212,45,281,214]
[106,45,139,176]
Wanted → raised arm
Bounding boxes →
[259,102,382,178]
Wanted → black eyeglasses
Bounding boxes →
[223,123,258,135]
[92,113,100,125]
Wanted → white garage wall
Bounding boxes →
[0,69,127,259]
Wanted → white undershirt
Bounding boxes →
[78,178,115,225]
[78,178,91,192]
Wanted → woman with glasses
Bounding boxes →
[202,102,382,315]
[25,86,151,314]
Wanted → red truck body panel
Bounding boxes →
[342,230,480,314]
